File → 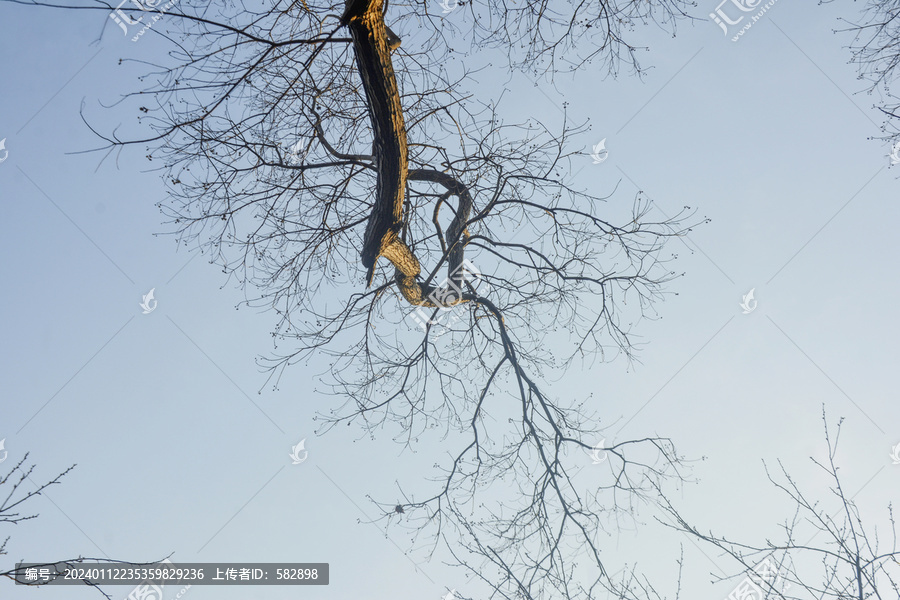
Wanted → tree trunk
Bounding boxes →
[341,0,411,285]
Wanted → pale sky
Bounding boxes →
[1,1,898,599]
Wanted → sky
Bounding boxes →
[1,1,899,600]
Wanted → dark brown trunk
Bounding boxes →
[342,1,475,308]
[342,0,410,284]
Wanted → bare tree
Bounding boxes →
[828,0,900,150]
[0,454,165,598]
[8,0,705,598]
[0,454,76,575]
[659,410,900,600]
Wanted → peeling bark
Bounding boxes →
[341,0,409,284]
[342,0,474,308]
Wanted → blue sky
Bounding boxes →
[1,1,898,599]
